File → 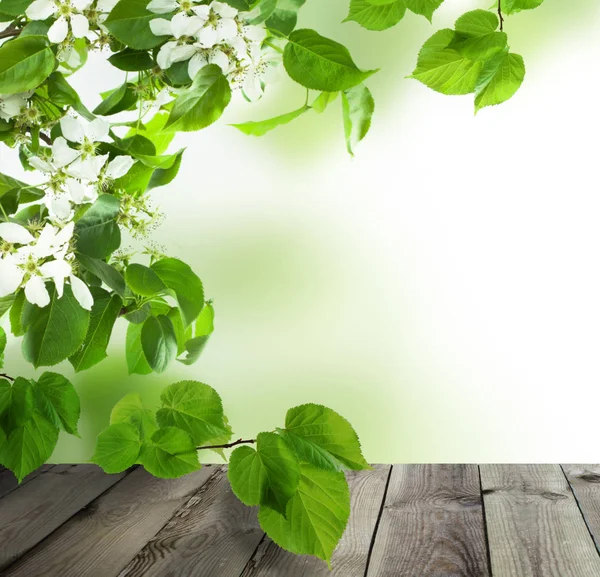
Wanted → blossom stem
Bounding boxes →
[197,438,256,451]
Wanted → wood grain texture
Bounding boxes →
[367,464,489,577]
[0,464,128,571]
[0,465,54,500]
[562,465,600,553]
[480,464,600,577]
[118,467,264,577]
[3,466,220,577]
[240,465,391,577]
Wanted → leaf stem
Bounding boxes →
[0,373,15,382]
[498,0,504,31]
[198,438,256,451]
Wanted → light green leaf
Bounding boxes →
[229,432,300,515]
[165,65,231,133]
[312,92,338,113]
[475,51,525,112]
[139,427,201,478]
[501,0,544,14]
[0,410,58,482]
[283,404,370,471]
[126,112,176,155]
[126,321,153,375]
[342,84,374,156]
[284,29,378,92]
[232,105,309,137]
[0,36,55,94]
[125,263,167,296]
[156,380,231,446]
[69,288,123,373]
[404,0,443,21]
[266,0,307,35]
[104,0,168,50]
[450,11,506,62]
[92,422,142,473]
[148,148,185,189]
[344,0,406,31]
[0,326,5,369]
[0,294,14,320]
[34,372,80,435]
[110,392,158,440]
[455,9,499,36]
[141,314,178,373]
[151,257,204,327]
[75,194,121,258]
[258,465,350,564]
[411,28,482,95]
[22,285,90,368]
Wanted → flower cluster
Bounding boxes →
[29,116,134,220]
[149,0,279,100]
[0,221,93,309]
[0,93,32,123]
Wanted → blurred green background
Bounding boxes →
[2,0,600,463]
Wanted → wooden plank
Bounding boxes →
[0,465,55,500]
[0,464,129,571]
[119,467,265,577]
[367,464,489,577]
[562,465,600,553]
[3,466,220,577]
[241,465,391,577]
[480,464,600,577]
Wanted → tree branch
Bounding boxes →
[0,373,15,382]
[0,27,20,40]
[498,0,504,31]
[39,132,52,146]
[198,438,256,451]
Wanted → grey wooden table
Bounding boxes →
[0,464,599,576]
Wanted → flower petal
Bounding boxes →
[192,5,210,21]
[49,193,73,220]
[209,49,230,74]
[52,136,81,168]
[47,16,69,44]
[53,221,75,248]
[26,0,56,21]
[105,155,135,179]
[28,156,53,173]
[147,0,178,14]
[70,13,90,38]
[25,276,51,308]
[0,258,24,297]
[211,1,237,18]
[243,24,266,44]
[39,259,71,298]
[215,18,237,42]
[0,223,34,245]
[188,52,208,78]
[150,18,173,36]
[171,44,197,63]
[60,116,86,144]
[70,275,94,310]
[97,0,119,12]
[243,69,263,101]
[66,178,85,203]
[196,26,217,48]
[72,0,93,10]
[86,118,110,142]
[157,41,178,69]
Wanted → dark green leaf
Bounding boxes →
[109,48,154,71]
[77,254,127,297]
[92,422,142,473]
[0,36,55,94]
[33,372,80,435]
[75,194,121,258]
[141,314,177,373]
[104,0,168,50]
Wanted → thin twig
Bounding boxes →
[498,0,504,31]
[0,27,20,40]
[198,438,256,451]
[39,132,52,145]
[0,374,15,382]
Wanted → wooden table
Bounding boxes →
[1,464,600,576]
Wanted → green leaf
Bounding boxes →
[0,377,11,416]
[283,404,370,471]
[77,254,127,297]
[266,0,307,35]
[33,372,80,435]
[125,263,167,296]
[141,314,177,373]
[229,432,300,515]
[404,0,443,21]
[126,321,153,375]
[0,36,55,94]
[0,410,58,482]
[247,0,277,24]
[501,0,544,14]
[139,427,201,478]
[0,326,5,369]
[22,285,90,368]
[411,29,482,95]
[9,290,25,336]
[110,392,158,440]
[344,0,406,31]
[258,465,350,564]
[69,288,123,373]
[455,9,499,36]
[92,422,141,473]
[165,65,231,133]
[156,380,231,446]
[0,0,34,16]
[0,294,14,320]
[232,105,310,137]
[312,91,338,113]
[151,257,204,327]
[450,12,506,62]
[75,194,121,258]
[93,83,137,116]
[126,112,175,155]
[342,84,374,156]
[148,148,185,189]
[108,48,154,71]
[104,0,168,50]
[167,307,190,355]
[283,29,378,92]
[475,51,525,112]
[0,172,44,215]
[46,72,94,120]
[0,377,34,431]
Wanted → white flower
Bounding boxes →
[0,222,92,309]
[61,115,110,147]
[240,46,281,101]
[148,0,204,15]
[26,0,93,44]
[0,92,32,121]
